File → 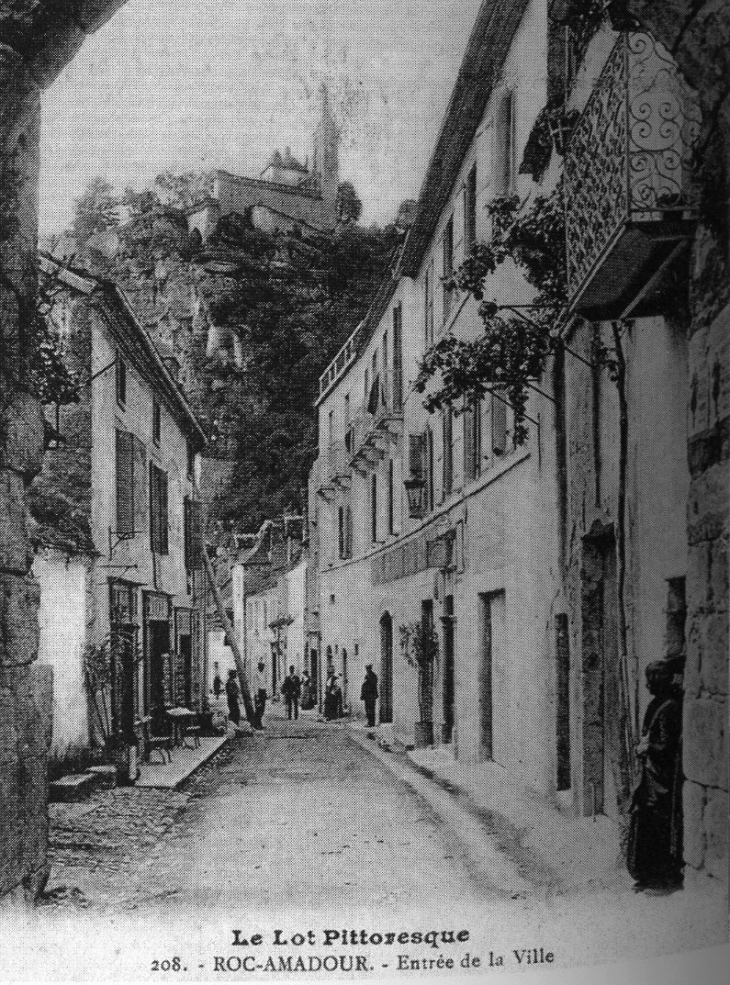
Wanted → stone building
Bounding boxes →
[32,254,207,767]
[187,87,339,241]
[311,0,728,885]
[228,517,306,702]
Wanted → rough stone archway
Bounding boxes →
[1,0,129,902]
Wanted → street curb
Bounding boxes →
[175,734,232,789]
[142,735,232,791]
[345,728,538,899]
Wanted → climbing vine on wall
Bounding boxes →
[414,190,567,445]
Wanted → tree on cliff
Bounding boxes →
[72,177,118,242]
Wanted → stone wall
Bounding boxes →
[625,0,730,882]
[0,0,128,903]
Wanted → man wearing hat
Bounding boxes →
[627,658,684,892]
[361,664,379,728]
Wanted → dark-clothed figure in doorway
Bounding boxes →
[361,664,379,727]
[225,669,241,729]
[212,672,223,698]
[282,666,302,720]
[254,661,268,729]
[300,670,315,710]
[627,659,684,892]
[324,671,339,720]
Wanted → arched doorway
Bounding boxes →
[379,613,393,724]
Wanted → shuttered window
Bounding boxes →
[443,218,454,322]
[495,91,516,197]
[424,269,433,348]
[392,304,403,412]
[425,426,435,513]
[442,407,454,496]
[409,432,426,480]
[388,458,395,535]
[338,505,345,559]
[116,357,127,407]
[465,164,477,252]
[464,397,482,484]
[492,391,508,456]
[184,497,202,570]
[152,398,161,444]
[115,429,135,536]
[370,474,378,544]
[150,463,169,555]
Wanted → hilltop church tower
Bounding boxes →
[187,84,341,241]
[310,85,339,205]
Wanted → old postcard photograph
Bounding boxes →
[0,1,728,982]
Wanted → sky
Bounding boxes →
[39,0,483,235]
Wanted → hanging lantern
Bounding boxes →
[404,474,427,519]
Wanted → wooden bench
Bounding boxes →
[139,715,173,764]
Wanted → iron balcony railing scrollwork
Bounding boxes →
[564,32,701,318]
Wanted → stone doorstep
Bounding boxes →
[48,774,96,803]
[84,765,117,789]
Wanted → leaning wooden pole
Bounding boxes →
[203,546,257,726]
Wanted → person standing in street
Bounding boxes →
[361,664,379,727]
[627,658,684,893]
[282,665,302,720]
[225,669,241,729]
[254,660,268,729]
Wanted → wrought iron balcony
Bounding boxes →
[565,32,701,319]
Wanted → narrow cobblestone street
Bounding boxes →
[11,708,722,981]
[42,710,492,917]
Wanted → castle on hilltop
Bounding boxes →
[188,87,339,241]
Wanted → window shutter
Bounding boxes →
[149,463,159,552]
[190,500,202,569]
[443,408,453,495]
[133,435,147,533]
[184,497,202,571]
[346,504,353,558]
[392,305,403,412]
[492,392,508,455]
[465,165,477,250]
[409,432,425,479]
[115,429,134,536]
[150,464,169,555]
[392,456,402,534]
[464,403,475,484]
[160,469,169,555]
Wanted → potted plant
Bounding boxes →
[399,620,439,747]
[84,632,140,785]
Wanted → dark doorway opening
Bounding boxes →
[179,634,192,707]
[581,523,620,820]
[478,590,506,764]
[442,595,455,744]
[379,613,393,724]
